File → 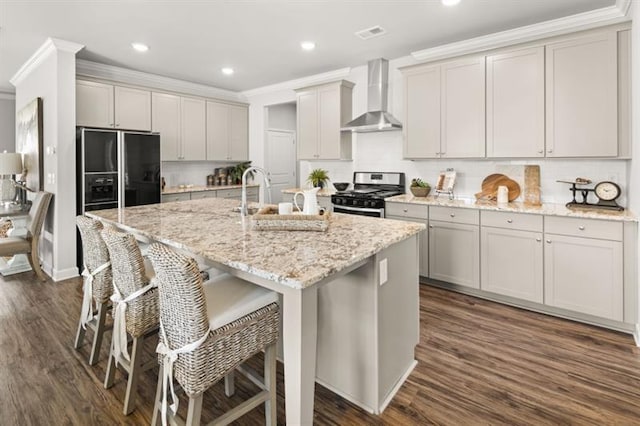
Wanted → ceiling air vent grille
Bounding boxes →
[355,26,387,40]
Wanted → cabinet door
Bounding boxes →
[206,101,229,160]
[114,86,151,131]
[546,31,617,157]
[76,80,114,128]
[152,92,181,161]
[229,105,249,161]
[441,56,485,158]
[544,234,623,321]
[403,66,440,158]
[318,85,341,159]
[487,47,544,158]
[387,215,429,277]
[429,220,479,288]
[481,227,543,302]
[181,97,206,161]
[297,89,318,159]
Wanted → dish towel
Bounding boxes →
[80,261,111,329]
[110,280,157,364]
[156,324,211,426]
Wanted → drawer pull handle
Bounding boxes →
[578,226,585,230]
[546,239,552,244]
[507,219,513,223]
[403,209,408,213]
[535,238,541,242]
[450,213,455,218]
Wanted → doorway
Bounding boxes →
[265,102,297,203]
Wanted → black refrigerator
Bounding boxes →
[76,128,161,266]
[76,128,161,213]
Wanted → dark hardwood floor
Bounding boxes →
[1,271,640,425]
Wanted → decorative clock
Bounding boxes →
[558,179,624,211]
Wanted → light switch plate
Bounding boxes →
[379,258,388,285]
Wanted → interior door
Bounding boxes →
[266,130,296,204]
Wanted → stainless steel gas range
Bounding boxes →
[331,172,405,217]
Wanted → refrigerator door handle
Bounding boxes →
[118,132,124,209]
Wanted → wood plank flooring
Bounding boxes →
[1,271,640,425]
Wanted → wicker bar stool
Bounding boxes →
[73,216,113,366]
[146,243,280,426]
[101,227,159,415]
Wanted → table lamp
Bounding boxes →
[0,152,23,205]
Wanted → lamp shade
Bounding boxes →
[0,152,23,175]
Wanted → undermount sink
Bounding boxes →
[231,206,260,215]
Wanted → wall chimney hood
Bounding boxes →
[341,58,402,133]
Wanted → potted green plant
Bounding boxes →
[307,168,330,189]
[410,178,431,197]
[229,161,254,184]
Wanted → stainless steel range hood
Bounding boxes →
[341,58,402,133]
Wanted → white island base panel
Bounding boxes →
[315,236,420,414]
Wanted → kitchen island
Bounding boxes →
[87,197,425,424]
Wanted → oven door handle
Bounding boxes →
[333,205,382,214]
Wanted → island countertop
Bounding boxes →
[86,197,425,289]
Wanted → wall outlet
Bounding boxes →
[379,258,388,286]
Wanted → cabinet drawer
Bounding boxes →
[429,206,479,225]
[161,193,191,203]
[216,188,242,199]
[190,191,217,200]
[545,216,623,241]
[481,211,542,232]
[385,202,428,219]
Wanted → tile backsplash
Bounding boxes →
[300,131,629,206]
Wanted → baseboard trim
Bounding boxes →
[51,266,80,282]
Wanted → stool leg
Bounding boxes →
[224,371,235,397]
[123,335,144,415]
[185,393,203,426]
[104,340,117,389]
[73,313,87,351]
[151,364,164,426]
[89,302,108,366]
[264,343,277,426]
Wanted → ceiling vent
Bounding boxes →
[355,26,387,40]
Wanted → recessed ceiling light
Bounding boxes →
[221,67,234,76]
[301,41,316,51]
[131,42,149,52]
[442,0,461,6]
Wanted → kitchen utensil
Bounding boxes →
[333,182,349,191]
[294,187,320,215]
[475,174,521,201]
[524,165,541,206]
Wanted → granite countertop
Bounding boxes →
[385,194,637,222]
[282,188,336,196]
[163,184,258,194]
[86,198,424,289]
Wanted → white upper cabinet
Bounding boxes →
[180,97,206,161]
[77,80,151,131]
[402,56,484,159]
[152,92,181,161]
[487,47,545,158]
[546,31,618,157]
[441,56,486,158]
[403,65,440,159]
[206,101,249,161]
[296,80,353,160]
[114,86,151,131]
[77,80,114,129]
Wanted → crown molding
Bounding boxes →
[76,60,246,103]
[411,3,631,62]
[10,38,84,87]
[0,92,15,100]
[242,67,351,98]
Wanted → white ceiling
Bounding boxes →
[0,0,615,93]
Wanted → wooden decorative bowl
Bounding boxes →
[410,186,431,197]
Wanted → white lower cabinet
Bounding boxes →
[429,217,480,289]
[385,202,428,277]
[481,227,543,303]
[544,229,623,321]
[161,192,191,203]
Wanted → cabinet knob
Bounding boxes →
[507,219,513,223]
[546,239,552,244]
[450,213,455,217]
[547,149,553,154]
[403,209,408,213]
[109,123,115,127]
[578,225,585,231]
[536,238,541,242]
[537,149,543,154]
[115,123,120,127]
[429,224,434,229]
